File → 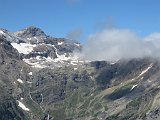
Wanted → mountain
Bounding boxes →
[0,26,160,120]
[1,26,82,69]
[14,26,47,38]
[0,36,31,120]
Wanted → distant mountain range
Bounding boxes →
[0,26,160,120]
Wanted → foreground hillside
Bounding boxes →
[0,27,160,120]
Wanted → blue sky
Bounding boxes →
[0,0,160,43]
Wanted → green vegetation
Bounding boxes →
[107,83,135,100]
[128,98,141,108]
[50,106,66,120]
[25,98,45,118]
[0,96,29,120]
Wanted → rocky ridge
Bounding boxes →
[0,26,83,69]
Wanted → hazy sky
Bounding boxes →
[0,0,160,43]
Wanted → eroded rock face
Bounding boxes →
[0,37,20,61]
[0,37,32,120]
[0,96,25,120]
[1,26,82,69]
[15,26,47,38]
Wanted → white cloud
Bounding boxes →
[81,28,160,61]
[144,32,160,49]
[144,32,160,41]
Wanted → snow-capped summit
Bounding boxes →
[14,26,47,38]
[1,26,83,69]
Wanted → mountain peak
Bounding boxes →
[14,26,46,38]
[0,28,8,33]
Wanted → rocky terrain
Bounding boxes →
[1,26,160,120]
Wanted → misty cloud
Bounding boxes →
[82,28,160,61]
[95,17,116,31]
[66,28,83,41]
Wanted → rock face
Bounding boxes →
[0,37,20,61]
[0,96,25,120]
[15,26,46,38]
[0,37,31,120]
[0,26,82,69]
[1,26,160,120]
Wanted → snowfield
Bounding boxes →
[17,100,30,111]
[130,84,138,90]
[138,63,153,77]
[10,37,84,69]
[17,78,24,83]
[28,72,33,75]
[58,42,64,45]
[22,44,85,69]
[11,43,36,54]
[0,30,5,34]
[74,43,81,47]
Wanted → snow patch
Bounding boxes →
[20,97,24,100]
[22,44,85,69]
[23,56,55,69]
[71,61,78,65]
[52,45,81,63]
[23,58,45,69]
[17,78,23,83]
[138,64,153,77]
[58,42,64,45]
[148,79,152,83]
[26,81,32,84]
[45,57,53,62]
[74,68,78,70]
[74,43,81,47]
[28,72,32,75]
[0,30,4,34]
[130,84,138,90]
[11,43,36,54]
[17,100,30,111]
[110,62,116,65]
